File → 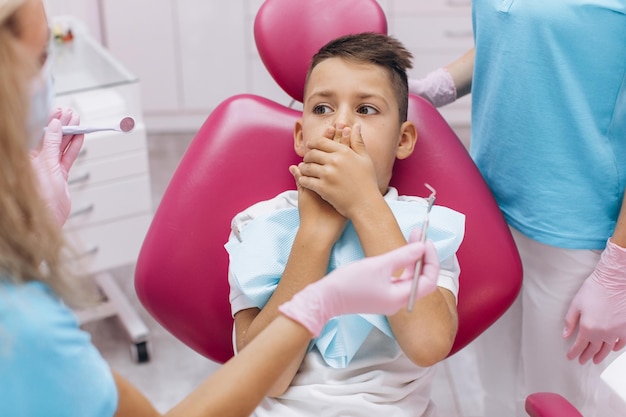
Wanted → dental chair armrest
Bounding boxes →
[525,392,583,417]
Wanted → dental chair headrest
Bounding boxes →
[254,0,387,103]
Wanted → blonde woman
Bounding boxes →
[0,3,440,416]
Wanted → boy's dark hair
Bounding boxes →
[306,32,413,122]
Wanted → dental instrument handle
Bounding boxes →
[407,216,429,312]
[50,116,136,135]
[61,126,117,135]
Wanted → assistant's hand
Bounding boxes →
[408,68,457,108]
[278,229,439,337]
[30,108,85,226]
[564,239,626,364]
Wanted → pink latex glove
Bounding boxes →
[564,239,626,364]
[408,67,457,108]
[29,108,85,226]
[279,234,439,337]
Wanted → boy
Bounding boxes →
[225,33,465,416]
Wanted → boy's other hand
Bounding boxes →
[290,164,346,244]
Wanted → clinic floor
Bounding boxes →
[85,127,485,416]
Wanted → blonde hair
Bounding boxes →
[0,0,77,301]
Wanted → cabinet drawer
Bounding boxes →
[65,174,152,230]
[392,0,471,14]
[69,150,149,187]
[64,212,153,274]
[394,16,473,51]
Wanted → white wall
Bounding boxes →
[43,0,473,133]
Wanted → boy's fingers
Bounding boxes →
[349,124,366,153]
[339,126,351,146]
[333,126,343,142]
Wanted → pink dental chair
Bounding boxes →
[131,0,586,415]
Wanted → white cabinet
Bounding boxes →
[51,22,152,361]
[62,125,152,272]
[45,1,473,130]
[52,27,152,275]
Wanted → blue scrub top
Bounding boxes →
[0,280,118,417]
[471,0,626,249]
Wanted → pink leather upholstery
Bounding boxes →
[136,95,301,362]
[134,0,522,364]
[525,393,584,417]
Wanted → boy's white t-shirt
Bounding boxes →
[227,188,461,417]
[252,329,438,417]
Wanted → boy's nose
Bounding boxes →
[332,108,353,131]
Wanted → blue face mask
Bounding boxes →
[27,59,55,149]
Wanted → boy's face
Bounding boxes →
[294,57,416,193]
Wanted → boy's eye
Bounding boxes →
[312,104,332,115]
[357,105,378,115]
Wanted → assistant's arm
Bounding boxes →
[167,241,435,417]
[409,48,475,106]
[165,315,312,417]
[112,317,311,417]
[445,48,474,99]
[612,190,626,247]
[114,242,436,417]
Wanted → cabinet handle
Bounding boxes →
[69,203,95,218]
[68,172,91,185]
[444,30,474,39]
[446,0,471,7]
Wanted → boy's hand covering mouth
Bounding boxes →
[327,124,351,144]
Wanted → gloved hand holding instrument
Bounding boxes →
[279,227,440,337]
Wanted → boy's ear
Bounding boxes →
[294,119,306,157]
[396,120,417,160]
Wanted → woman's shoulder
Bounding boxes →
[0,280,77,342]
[0,280,118,417]
[0,280,101,376]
